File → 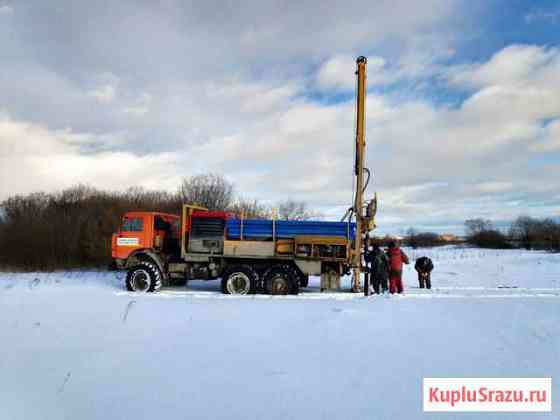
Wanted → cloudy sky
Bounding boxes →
[1,0,559,234]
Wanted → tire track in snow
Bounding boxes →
[57,372,71,394]
[122,300,136,323]
[114,289,560,300]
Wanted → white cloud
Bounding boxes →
[0,4,13,14]
[392,34,456,81]
[88,84,117,103]
[4,41,560,228]
[354,45,560,224]
[87,73,120,103]
[525,9,560,24]
[476,182,513,194]
[116,43,558,225]
[448,45,559,89]
[316,35,456,93]
[531,120,560,152]
[0,114,180,197]
[123,92,152,116]
[2,12,560,230]
[431,45,560,156]
[317,55,388,90]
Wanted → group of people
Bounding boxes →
[364,240,434,294]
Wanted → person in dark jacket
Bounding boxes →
[365,241,389,294]
[386,240,409,294]
[414,256,434,289]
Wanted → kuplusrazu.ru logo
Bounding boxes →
[423,378,551,412]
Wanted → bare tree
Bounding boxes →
[228,198,271,219]
[509,216,560,251]
[0,185,185,270]
[178,174,234,211]
[406,227,418,248]
[464,218,512,248]
[465,218,493,237]
[509,215,536,249]
[406,228,443,248]
[543,219,560,252]
[277,199,321,221]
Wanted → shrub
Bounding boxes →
[468,229,510,249]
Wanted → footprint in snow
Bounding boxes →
[122,300,136,323]
[57,372,71,394]
[264,370,287,377]
[28,278,41,290]
[530,326,551,343]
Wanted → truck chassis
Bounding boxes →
[114,205,353,295]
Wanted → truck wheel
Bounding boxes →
[221,265,258,295]
[125,261,162,293]
[264,264,299,295]
[287,265,301,295]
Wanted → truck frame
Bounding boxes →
[112,205,354,294]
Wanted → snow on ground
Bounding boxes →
[0,247,559,419]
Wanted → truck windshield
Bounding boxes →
[122,217,144,232]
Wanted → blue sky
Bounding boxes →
[0,0,559,235]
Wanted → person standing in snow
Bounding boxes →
[415,256,434,289]
[386,240,409,294]
[365,240,390,294]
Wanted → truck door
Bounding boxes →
[113,215,150,259]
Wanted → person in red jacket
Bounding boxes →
[386,240,410,294]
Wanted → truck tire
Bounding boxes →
[264,264,299,295]
[125,260,162,293]
[221,264,258,295]
[300,274,309,288]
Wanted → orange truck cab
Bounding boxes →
[112,212,180,269]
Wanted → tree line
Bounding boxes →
[404,229,453,248]
[401,217,560,250]
[0,174,320,270]
[464,217,560,250]
[1,174,558,270]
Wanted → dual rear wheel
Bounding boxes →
[125,261,301,296]
[221,264,258,295]
[263,264,300,295]
[221,263,300,295]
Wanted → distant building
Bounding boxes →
[439,234,460,242]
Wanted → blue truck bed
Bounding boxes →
[225,219,356,241]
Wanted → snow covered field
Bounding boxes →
[1,247,558,419]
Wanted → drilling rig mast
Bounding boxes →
[351,56,376,293]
